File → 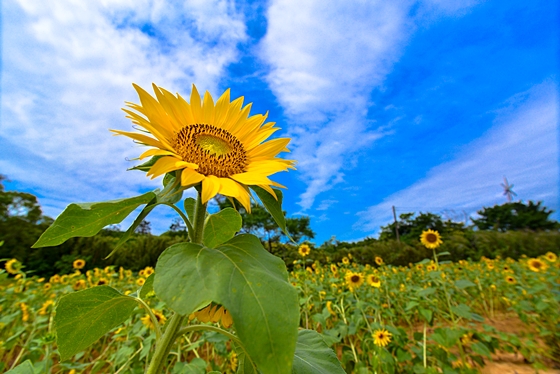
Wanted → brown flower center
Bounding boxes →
[351,275,360,283]
[426,233,438,243]
[173,124,247,177]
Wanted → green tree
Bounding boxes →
[379,212,465,244]
[0,174,54,263]
[472,201,559,232]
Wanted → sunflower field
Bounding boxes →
[1,249,558,373]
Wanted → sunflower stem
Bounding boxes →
[145,190,207,374]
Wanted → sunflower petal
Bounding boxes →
[147,156,192,179]
[190,84,203,123]
[138,148,178,160]
[110,129,167,150]
[202,175,221,203]
[181,168,205,187]
[230,172,273,186]
[203,91,215,124]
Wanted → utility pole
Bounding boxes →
[392,206,400,242]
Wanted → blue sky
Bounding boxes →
[1,0,558,245]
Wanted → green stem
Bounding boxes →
[146,313,186,374]
[145,190,207,374]
[165,203,195,242]
[136,297,162,340]
[174,325,258,373]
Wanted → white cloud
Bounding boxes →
[354,80,559,234]
[260,0,478,210]
[1,0,246,232]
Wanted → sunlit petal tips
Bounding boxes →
[112,84,296,210]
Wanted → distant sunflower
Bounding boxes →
[298,244,311,257]
[426,263,438,272]
[73,279,87,291]
[375,256,384,266]
[73,259,86,270]
[505,275,516,284]
[342,257,350,265]
[420,229,442,249]
[373,329,392,347]
[345,271,364,290]
[112,84,295,210]
[136,278,146,286]
[366,274,381,288]
[326,301,336,315]
[528,258,548,273]
[143,266,155,277]
[96,278,109,286]
[141,309,167,330]
[5,259,21,275]
[544,252,557,262]
[330,264,338,275]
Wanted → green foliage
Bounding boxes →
[154,234,299,374]
[472,201,559,231]
[379,212,465,244]
[4,360,34,374]
[202,208,242,248]
[54,286,139,361]
[33,192,156,247]
[292,330,345,374]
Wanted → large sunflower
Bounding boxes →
[420,229,443,249]
[112,84,295,210]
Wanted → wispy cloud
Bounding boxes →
[1,0,246,231]
[259,0,479,210]
[354,80,559,234]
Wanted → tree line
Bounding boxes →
[1,174,558,276]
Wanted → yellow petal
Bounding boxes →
[147,156,190,179]
[247,138,291,158]
[218,178,251,212]
[190,84,203,123]
[203,91,215,124]
[110,129,167,150]
[181,168,205,187]
[202,175,221,203]
[211,306,224,323]
[230,172,273,186]
[221,310,233,328]
[138,148,178,160]
[246,160,292,175]
[214,88,231,125]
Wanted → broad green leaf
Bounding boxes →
[184,198,196,222]
[54,286,138,361]
[154,234,299,374]
[419,308,433,324]
[250,186,291,240]
[33,192,155,247]
[5,360,34,374]
[471,342,492,358]
[203,208,242,248]
[454,279,476,289]
[140,273,155,299]
[451,303,473,320]
[292,329,345,374]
